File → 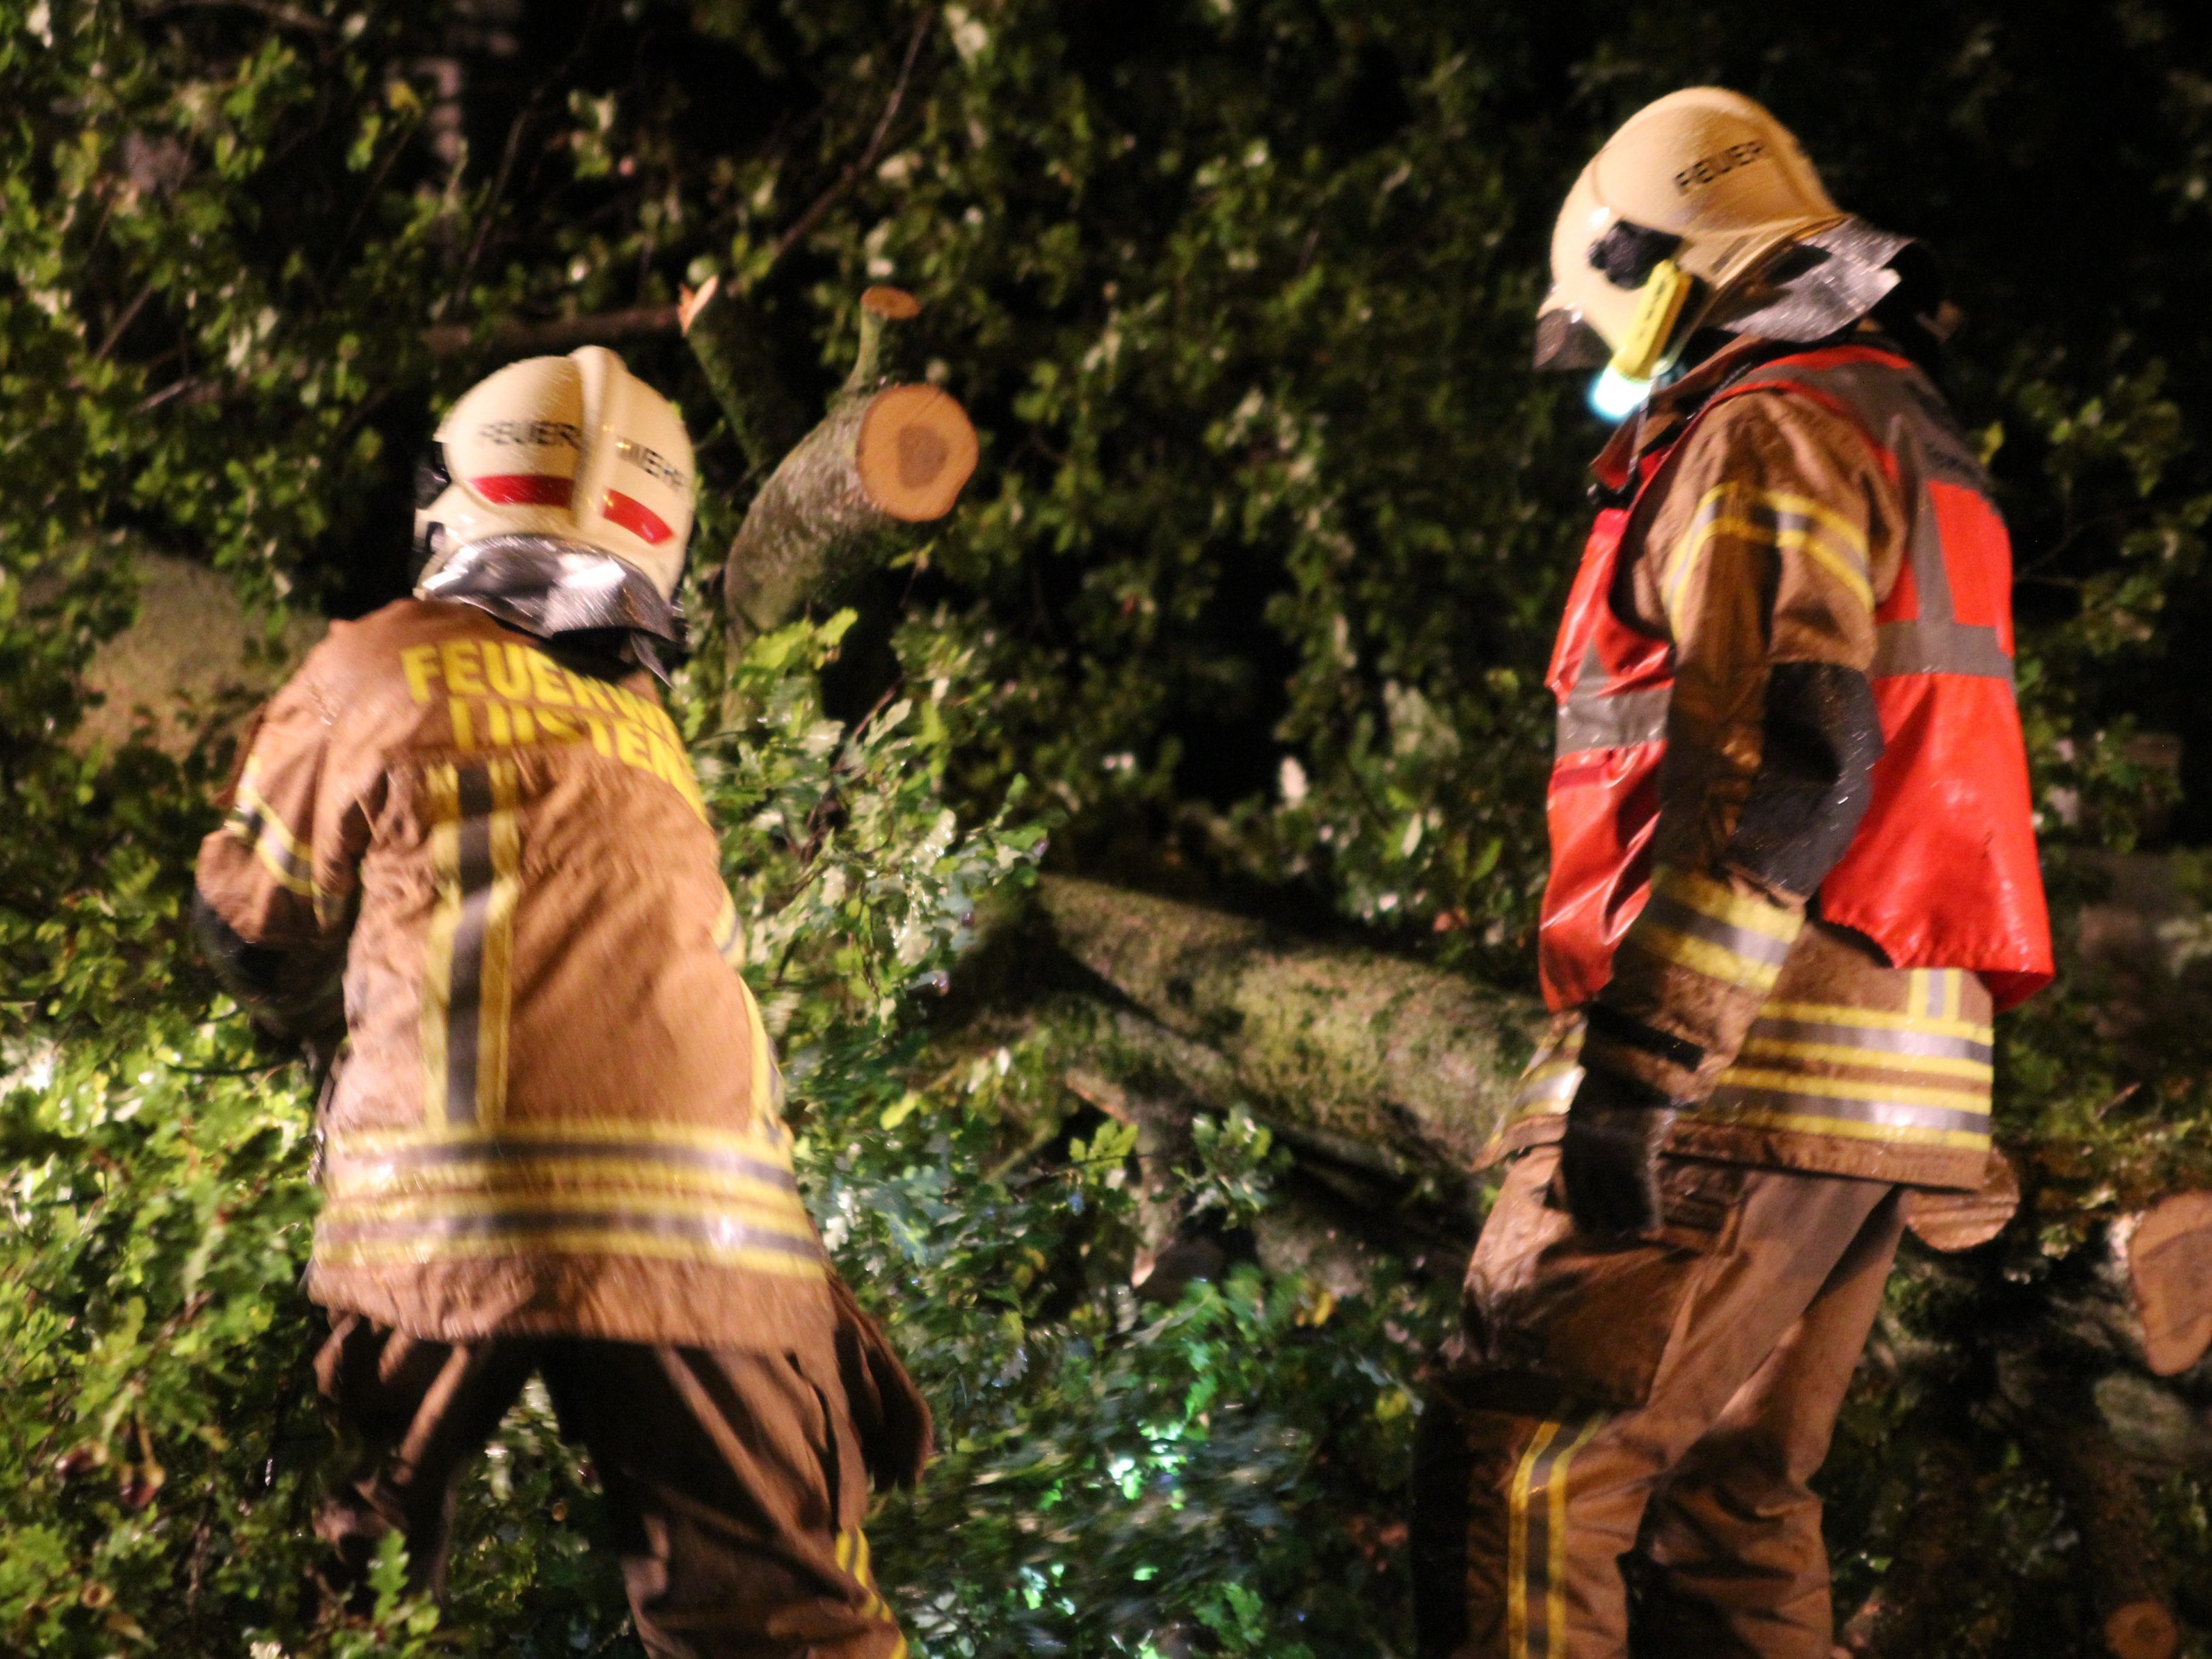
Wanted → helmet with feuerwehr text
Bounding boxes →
[413,346,697,603]
[1534,88,1849,382]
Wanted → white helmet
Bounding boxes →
[1534,87,1847,380]
[414,346,697,602]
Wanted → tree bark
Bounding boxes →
[679,276,809,479]
[1836,1433,1981,1658]
[2025,1400,2183,1659]
[1023,877,2212,1647]
[1035,875,1543,1177]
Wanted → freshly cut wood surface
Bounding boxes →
[860,283,921,321]
[696,284,981,645]
[2104,1601,2182,1659]
[2121,1191,2212,1377]
[1902,1148,2020,1253]
[857,384,978,521]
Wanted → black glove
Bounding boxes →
[1558,1065,1678,1238]
[825,1270,934,1491]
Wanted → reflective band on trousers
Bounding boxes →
[835,1529,909,1659]
[1505,1410,1612,1658]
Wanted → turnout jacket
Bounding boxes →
[195,597,834,1352]
[1487,334,2052,1191]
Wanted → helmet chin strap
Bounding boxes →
[417,535,691,683]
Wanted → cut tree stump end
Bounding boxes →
[857,384,979,522]
[2123,1190,2212,1377]
[861,284,922,320]
[2103,1599,2179,1659]
[1902,1148,2020,1253]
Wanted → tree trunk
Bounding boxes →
[1836,1433,1981,1658]
[2024,1398,2183,1659]
[1024,876,2212,1649]
[694,284,979,645]
[1036,874,1543,1176]
[679,275,809,479]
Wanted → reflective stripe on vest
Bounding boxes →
[1536,345,2053,1015]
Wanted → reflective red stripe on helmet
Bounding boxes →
[471,473,574,508]
[601,488,673,546]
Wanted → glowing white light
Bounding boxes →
[1587,365,1651,422]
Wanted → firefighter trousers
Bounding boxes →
[312,1312,908,1659]
[1411,1148,1906,1659]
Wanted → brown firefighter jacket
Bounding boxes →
[196,597,836,1354]
[1488,332,2041,1192]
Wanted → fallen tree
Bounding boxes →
[989,874,2212,1657]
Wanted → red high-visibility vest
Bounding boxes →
[1537,344,2053,1013]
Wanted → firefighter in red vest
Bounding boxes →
[1411,89,2052,1658]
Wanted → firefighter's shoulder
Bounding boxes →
[296,597,491,686]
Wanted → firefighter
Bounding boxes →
[1409,89,2053,1658]
[193,347,927,1657]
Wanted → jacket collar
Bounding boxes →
[1589,335,1797,497]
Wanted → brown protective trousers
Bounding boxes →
[313,1313,908,1658]
[1411,1148,1906,1659]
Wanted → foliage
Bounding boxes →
[3,0,2211,1655]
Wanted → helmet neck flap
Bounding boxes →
[419,535,691,684]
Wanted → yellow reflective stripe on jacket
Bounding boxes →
[1694,966,1996,1149]
[419,759,523,1131]
[227,759,352,923]
[1659,485,1735,629]
[1760,489,1874,608]
[1659,484,1874,631]
[329,1117,800,1155]
[323,1186,818,1237]
[1617,866,1801,997]
[1731,1035,1993,1081]
[1689,1103,1988,1150]
[1756,998,1990,1042]
[324,1152,804,1210]
[1713,1066,1989,1113]
[314,1226,826,1277]
[1626,922,1787,993]
[228,773,316,897]
[317,1119,822,1277]
[1649,865,1799,940]
[321,1123,806,1199]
